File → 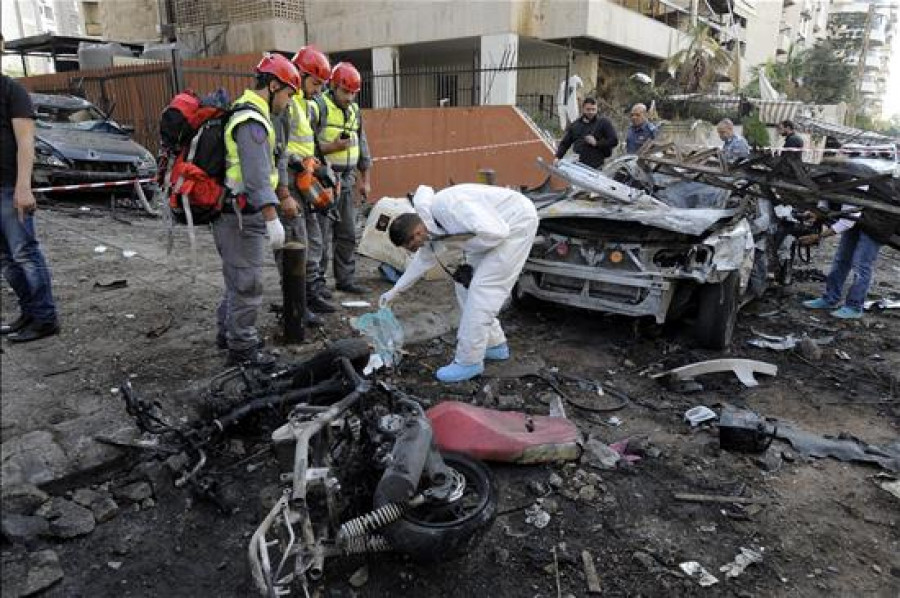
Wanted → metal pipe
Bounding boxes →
[281,241,306,344]
[290,364,370,502]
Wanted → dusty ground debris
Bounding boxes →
[1,197,899,597]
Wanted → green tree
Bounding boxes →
[665,24,734,93]
[799,40,854,104]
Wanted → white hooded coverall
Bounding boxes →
[390,184,538,365]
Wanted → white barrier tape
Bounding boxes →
[759,145,897,155]
[33,177,156,193]
[372,139,544,163]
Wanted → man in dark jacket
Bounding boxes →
[554,97,618,169]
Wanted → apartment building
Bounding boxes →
[828,0,898,117]
[82,0,160,42]
[1,0,84,75]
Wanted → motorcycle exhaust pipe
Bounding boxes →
[374,416,433,507]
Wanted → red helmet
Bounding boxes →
[255,53,301,92]
[291,46,331,82]
[330,62,361,93]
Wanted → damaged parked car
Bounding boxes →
[515,157,796,349]
[30,92,157,193]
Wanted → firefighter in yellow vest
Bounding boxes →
[214,53,300,368]
[315,61,373,295]
[273,46,336,325]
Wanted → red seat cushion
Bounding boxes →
[427,401,581,464]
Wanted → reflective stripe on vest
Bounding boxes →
[224,89,278,194]
[320,93,360,170]
[286,95,317,157]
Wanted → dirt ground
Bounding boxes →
[2,196,899,598]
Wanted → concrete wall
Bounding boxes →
[307,0,684,60]
[99,0,159,42]
[223,19,306,54]
[363,105,555,198]
[306,0,517,53]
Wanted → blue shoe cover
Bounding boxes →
[830,306,863,319]
[484,343,510,361]
[436,361,484,383]
[802,298,836,309]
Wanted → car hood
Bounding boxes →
[36,127,149,162]
[532,160,739,236]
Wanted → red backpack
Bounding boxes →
[158,89,231,225]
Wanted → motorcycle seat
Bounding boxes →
[427,401,581,464]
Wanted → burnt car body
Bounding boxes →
[516,157,793,349]
[30,93,157,190]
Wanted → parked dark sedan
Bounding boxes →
[30,93,157,191]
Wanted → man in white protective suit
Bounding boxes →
[379,183,538,383]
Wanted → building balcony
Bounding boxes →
[860,80,878,94]
[869,27,886,45]
[864,55,882,70]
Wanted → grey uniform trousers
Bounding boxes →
[274,179,325,295]
[319,170,358,287]
[213,212,267,352]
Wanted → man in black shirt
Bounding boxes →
[554,97,618,170]
[0,56,60,342]
[778,119,804,152]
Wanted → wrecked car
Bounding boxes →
[30,92,157,192]
[515,157,794,349]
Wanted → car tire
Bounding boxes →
[509,280,542,312]
[695,271,739,350]
[382,452,497,562]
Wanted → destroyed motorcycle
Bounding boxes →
[120,339,497,597]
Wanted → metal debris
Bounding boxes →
[719,547,764,578]
[652,358,777,388]
[679,561,719,587]
[581,550,602,594]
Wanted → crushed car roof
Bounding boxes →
[532,158,741,236]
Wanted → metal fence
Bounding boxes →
[357,60,569,128]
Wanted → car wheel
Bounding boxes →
[508,280,541,312]
[695,271,739,350]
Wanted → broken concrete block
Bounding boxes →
[1,484,49,516]
[2,514,50,544]
[0,431,69,487]
[91,497,120,523]
[35,497,96,539]
[131,460,173,498]
[114,481,153,503]
[22,549,64,596]
[72,487,102,509]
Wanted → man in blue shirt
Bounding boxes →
[716,119,750,162]
[625,103,657,154]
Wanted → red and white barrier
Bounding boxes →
[32,177,156,194]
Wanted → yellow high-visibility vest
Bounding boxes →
[319,93,360,170]
[286,94,317,158]
[224,89,278,194]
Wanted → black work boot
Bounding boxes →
[225,348,276,369]
[307,294,337,313]
[336,282,371,295]
[1,314,33,335]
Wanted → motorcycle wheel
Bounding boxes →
[384,452,497,562]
